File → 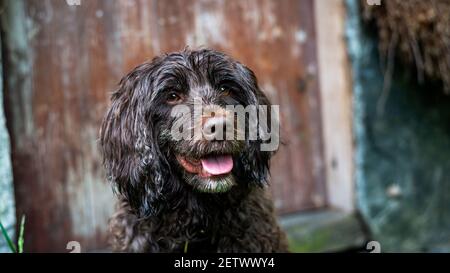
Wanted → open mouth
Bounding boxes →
[176,154,234,178]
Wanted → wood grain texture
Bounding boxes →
[315,0,354,212]
[2,0,326,251]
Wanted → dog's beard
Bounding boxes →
[182,169,237,193]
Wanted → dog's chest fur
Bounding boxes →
[109,187,288,253]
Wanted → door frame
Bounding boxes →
[279,0,366,252]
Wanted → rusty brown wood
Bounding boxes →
[2,0,326,252]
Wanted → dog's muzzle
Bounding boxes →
[173,109,243,193]
[176,113,236,177]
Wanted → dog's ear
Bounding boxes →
[100,61,168,217]
[235,63,278,187]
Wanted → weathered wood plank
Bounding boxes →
[315,0,354,212]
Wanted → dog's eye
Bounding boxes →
[219,86,231,96]
[166,92,183,105]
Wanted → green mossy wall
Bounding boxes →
[347,0,450,252]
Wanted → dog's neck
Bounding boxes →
[144,185,261,252]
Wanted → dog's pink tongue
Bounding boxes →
[200,155,233,175]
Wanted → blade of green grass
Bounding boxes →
[17,215,25,253]
[0,219,17,253]
[184,240,189,253]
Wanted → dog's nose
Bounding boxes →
[202,116,230,140]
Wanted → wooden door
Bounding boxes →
[1,0,326,252]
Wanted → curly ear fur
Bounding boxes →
[100,59,169,217]
[234,63,276,187]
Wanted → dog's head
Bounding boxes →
[100,49,277,217]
